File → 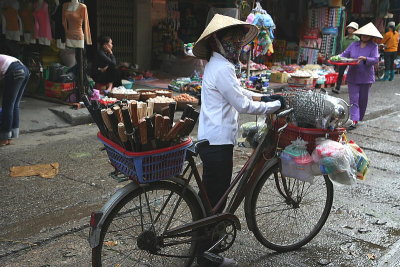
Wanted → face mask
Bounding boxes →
[220,38,243,65]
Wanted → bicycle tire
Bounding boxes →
[92,180,204,266]
[246,164,333,252]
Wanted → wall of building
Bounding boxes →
[134,0,153,70]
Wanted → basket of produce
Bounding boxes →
[155,89,173,98]
[147,96,176,113]
[173,94,199,110]
[137,90,157,101]
[328,55,359,66]
[109,87,140,100]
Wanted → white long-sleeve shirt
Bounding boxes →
[198,52,281,145]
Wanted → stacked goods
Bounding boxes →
[155,90,173,98]
[173,94,199,110]
[147,96,176,113]
[83,96,199,152]
[109,87,140,100]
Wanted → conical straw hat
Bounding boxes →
[193,14,259,59]
[354,22,383,38]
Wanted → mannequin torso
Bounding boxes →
[62,0,92,48]
[67,0,79,12]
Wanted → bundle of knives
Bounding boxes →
[83,95,199,152]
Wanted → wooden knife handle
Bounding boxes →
[154,114,163,139]
[165,120,184,141]
[138,119,148,144]
[101,109,112,131]
[161,117,171,140]
[117,123,128,142]
[129,101,139,126]
[161,106,169,117]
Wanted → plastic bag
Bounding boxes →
[312,138,357,186]
[280,138,314,183]
[345,140,370,180]
[238,122,266,148]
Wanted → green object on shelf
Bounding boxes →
[43,68,49,80]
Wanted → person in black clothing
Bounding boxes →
[92,36,121,91]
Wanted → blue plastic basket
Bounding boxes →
[98,133,192,183]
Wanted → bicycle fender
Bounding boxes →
[244,158,279,232]
[88,182,143,248]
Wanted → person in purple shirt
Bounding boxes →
[340,22,383,130]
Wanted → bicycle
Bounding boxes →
[88,108,341,266]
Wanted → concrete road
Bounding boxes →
[0,78,399,266]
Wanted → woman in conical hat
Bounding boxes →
[193,14,284,266]
[340,22,382,130]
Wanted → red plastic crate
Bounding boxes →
[275,123,346,154]
[325,73,339,84]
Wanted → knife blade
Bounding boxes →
[113,106,123,123]
[145,117,157,149]
[168,102,176,126]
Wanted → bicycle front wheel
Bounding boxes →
[246,164,333,252]
[92,180,204,266]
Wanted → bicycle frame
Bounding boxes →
[181,114,284,217]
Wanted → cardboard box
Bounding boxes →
[287,77,314,88]
[270,72,289,83]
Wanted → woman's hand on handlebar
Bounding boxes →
[261,95,286,110]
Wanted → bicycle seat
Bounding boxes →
[186,139,209,158]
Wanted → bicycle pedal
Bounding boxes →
[203,251,223,264]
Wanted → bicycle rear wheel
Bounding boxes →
[246,164,333,252]
[92,180,204,266]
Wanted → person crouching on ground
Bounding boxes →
[333,22,359,94]
[0,54,30,146]
[340,22,382,130]
[91,36,122,92]
[192,14,285,267]
[380,21,399,81]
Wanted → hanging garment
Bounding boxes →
[2,6,22,41]
[62,3,92,48]
[19,4,35,34]
[19,3,36,43]
[33,1,53,42]
[51,0,70,43]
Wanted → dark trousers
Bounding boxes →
[0,62,30,140]
[197,144,234,267]
[92,66,122,87]
[384,51,397,71]
[335,65,347,90]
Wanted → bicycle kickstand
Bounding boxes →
[203,234,228,264]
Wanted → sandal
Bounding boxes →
[346,120,358,130]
